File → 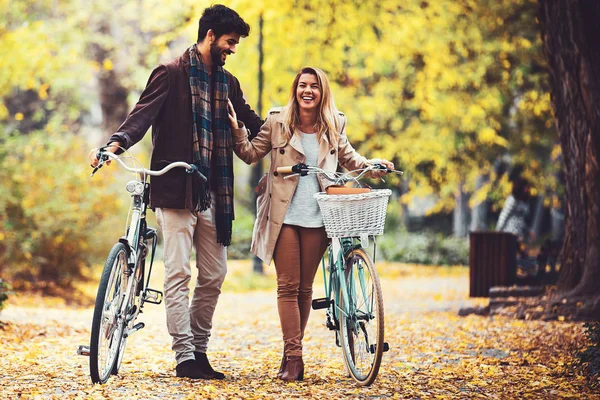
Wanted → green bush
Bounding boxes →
[0,278,10,312]
[378,231,469,265]
[228,205,254,260]
[0,131,123,291]
[578,321,600,386]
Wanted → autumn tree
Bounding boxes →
[538,1,600,307]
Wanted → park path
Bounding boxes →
[0,265,595,399]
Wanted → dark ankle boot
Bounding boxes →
[277,352,287,379]
[175,359,210,379]
[194,352,225,380]
[280,356,304,382]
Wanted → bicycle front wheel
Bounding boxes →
[89,243,128,384]
[339,247,384,386]
[111,250,145,376]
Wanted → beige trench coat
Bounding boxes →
[233,107,368,265]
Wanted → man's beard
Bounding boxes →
[210,43,226,66]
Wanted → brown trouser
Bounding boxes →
[273,224,329,357]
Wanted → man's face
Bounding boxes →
[210,32,241,66]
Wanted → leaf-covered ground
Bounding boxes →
[0,262,596,399]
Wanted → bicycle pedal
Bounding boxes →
[312,297,331,310]
[368,342,390,353]
[77,345,90,357]
[143,288,163,305]
[124,322,145,338]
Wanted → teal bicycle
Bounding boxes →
[277,161,401,386]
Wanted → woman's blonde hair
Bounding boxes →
[281,66,340,147]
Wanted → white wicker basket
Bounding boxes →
[314,189,392,238]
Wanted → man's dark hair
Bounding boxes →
[197,4,250,42]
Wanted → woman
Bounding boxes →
[227,66,393,381]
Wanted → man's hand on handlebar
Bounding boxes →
[88,142,122,168]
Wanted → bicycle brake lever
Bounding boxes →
[90,147,113,177]
[90,164,102,177]
[186,163,208,183]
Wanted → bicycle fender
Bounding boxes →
[118,237,133,256]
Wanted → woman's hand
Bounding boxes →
[371,159,395,178]
[227,99,239,129]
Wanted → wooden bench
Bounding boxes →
[469,232,517,297]
[469,232,561,297]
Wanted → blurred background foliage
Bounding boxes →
[0,0,559,291]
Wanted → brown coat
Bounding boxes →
[232,107,368,265]
[108,49,262,210]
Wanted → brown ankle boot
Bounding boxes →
[277,353,287,379]
[280,356,304,382]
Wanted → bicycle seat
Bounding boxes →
[325,185,371,195]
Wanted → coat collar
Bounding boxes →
[288,133,305,156]
[269,108,335,165]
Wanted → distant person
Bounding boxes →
[227,66,393,381]
[88,5,262,380]
[497,167,533,243]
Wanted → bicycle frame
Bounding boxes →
[118,178,149,328]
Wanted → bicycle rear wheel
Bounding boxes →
[89,243,128,384]
[339,247,384,386]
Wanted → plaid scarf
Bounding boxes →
[189,44,234,246]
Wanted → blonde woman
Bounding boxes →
[227,67,393,381]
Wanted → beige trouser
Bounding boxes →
[155,202,227,365]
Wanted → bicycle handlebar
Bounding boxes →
[91,148,207,182]
[276,163,309,175]
[276,161,402,184]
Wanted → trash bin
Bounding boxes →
[469,231,517,297]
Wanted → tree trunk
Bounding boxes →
[90,21,129,136]
[453,180,469,237]
[539,0,600,297]
[400,176,411,230]
[470,173,489,232]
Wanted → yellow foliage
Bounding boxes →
[102,59,113,71]
[0,0,559,229]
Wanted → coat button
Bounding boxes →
[279,149,285,154]
[330,149,335,155]
[274,171,279,177]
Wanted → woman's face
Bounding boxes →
[295,73,321,112]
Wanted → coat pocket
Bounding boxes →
[255,172,268,195]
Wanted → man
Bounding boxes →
[88,5,262,380]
